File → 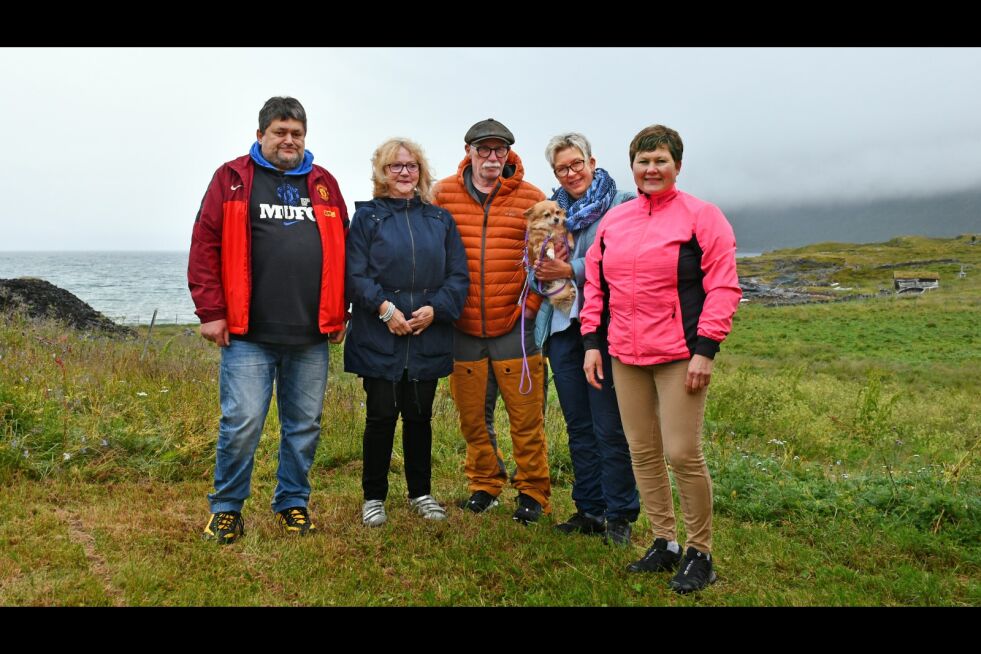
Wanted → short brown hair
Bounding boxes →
[258,96,307,134]
[628,124,683,166]
[370,138,435,203]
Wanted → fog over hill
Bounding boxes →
[727,186,981,252]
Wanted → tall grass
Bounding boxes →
[0,235,978,605]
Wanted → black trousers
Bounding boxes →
[361,372,438,501]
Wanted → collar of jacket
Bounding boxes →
[456,149,523,202]
[638,186,679,214]
[354,195,425,213]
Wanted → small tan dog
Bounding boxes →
[524,200,576,313]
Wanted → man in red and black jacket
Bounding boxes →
[188,96,348,544]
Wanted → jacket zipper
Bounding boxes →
[404,198,416,372]
[479,182,502,338]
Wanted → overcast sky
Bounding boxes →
[2,47,980,251]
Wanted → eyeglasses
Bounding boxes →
[388,162,419,174]
[473,145,510,159]
[554,159,586,178]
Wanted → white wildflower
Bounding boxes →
[63,452,71,461]
[160,389,169,393]
[137,391,148,397]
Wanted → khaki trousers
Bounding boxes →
[610,357,713,552]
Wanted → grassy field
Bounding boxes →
[1,235,978,606]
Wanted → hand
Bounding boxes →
[535,258,574,282]
[407,305,434,336]
[552,238,570,262]
[685,354,714,393]
[200,319,229,347]
[328,327,346,344]
[380,301,412,336]
[583,348,604,390]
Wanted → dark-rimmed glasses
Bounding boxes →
[473,145,510,159]
[554,159,586,178]
[388,162,419,174]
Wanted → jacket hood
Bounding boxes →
[455,148,525,197]
[249,141,314,176]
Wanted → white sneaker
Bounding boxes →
[362,499,387,527]
[409,495,447,521]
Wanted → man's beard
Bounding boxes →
[268,149,302,170]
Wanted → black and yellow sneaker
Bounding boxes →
[202,511,244,544]
[277,506,317,536]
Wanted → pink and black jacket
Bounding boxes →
[580,188,741,365]
[188,153,349,335]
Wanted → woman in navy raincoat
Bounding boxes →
[345,138,469,527]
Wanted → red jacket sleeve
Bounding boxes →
[187,167,228,324]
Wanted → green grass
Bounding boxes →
[0,235,978,605]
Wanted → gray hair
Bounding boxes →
[258,96,307,134]
[544,132,593,167]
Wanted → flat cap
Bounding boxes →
[464,118,515,145]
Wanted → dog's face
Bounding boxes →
[524,200,567,232]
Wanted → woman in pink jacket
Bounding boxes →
[581,124,741,593]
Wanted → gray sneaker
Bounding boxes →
[362,499,387,527]
[409,495,447,521]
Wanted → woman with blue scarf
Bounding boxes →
[534,133,640,545]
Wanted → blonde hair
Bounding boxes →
[370,138,435,203]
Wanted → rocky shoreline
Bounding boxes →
[0,278,136,337]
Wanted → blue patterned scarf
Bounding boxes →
[552,167,618,233]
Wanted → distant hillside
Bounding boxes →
[735,234,980,304]
[727,186,981,252]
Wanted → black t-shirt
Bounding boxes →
[234,164,325,345]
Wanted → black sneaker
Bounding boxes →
[626,537,681,573]
[554,512,606,535]
[512,493,544,525]
[670,547,718,593]
[459,490,500,514]
[604,518,632,546]
[202,511,244,545]
[277,506,317,536]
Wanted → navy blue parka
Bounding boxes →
[344,196,469,381]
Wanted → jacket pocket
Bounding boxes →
[635,301,685,357]
[355,312,396,356]
[606,295,631,355]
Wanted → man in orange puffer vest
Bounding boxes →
[432,118,550,524]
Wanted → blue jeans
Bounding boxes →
[208,339,329,514]
[546,324,639,522]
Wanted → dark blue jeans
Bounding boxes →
[546,324,639,522]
